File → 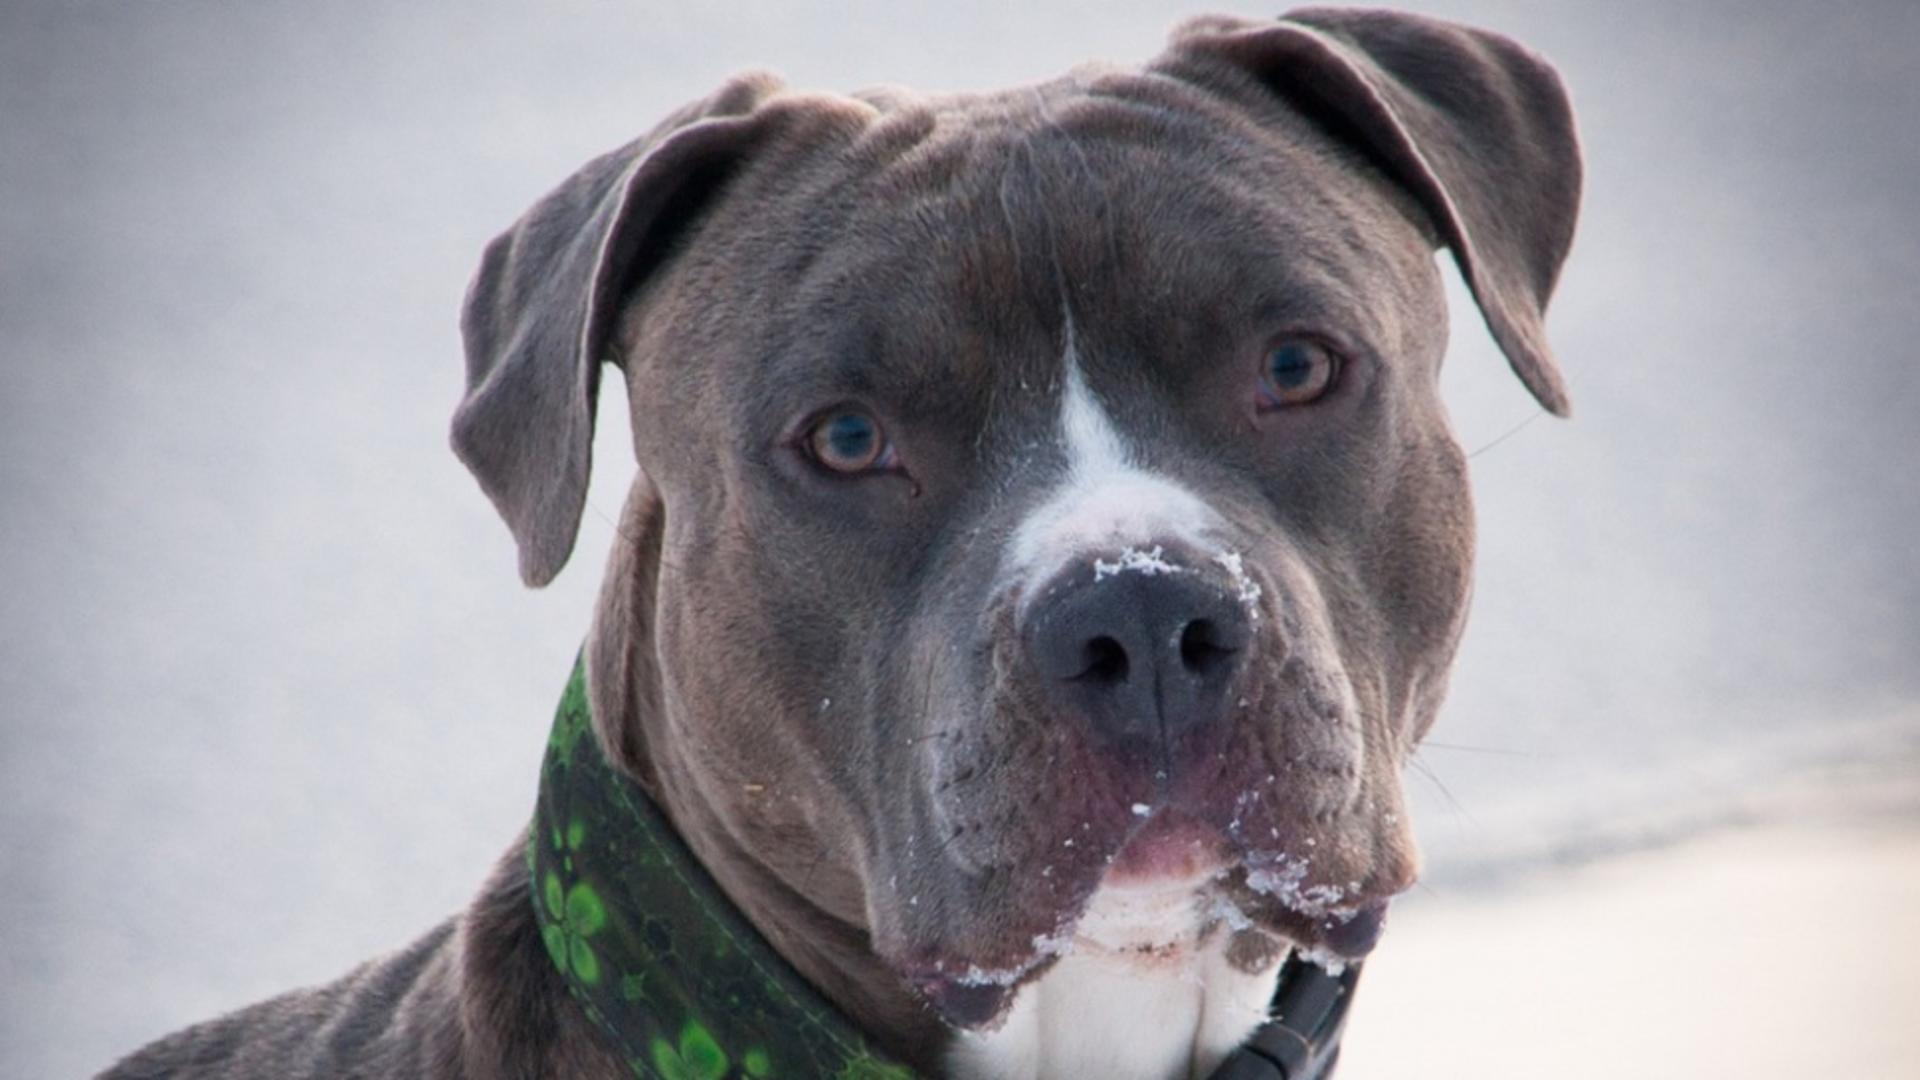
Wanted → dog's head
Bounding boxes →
[454,8,1577,1031]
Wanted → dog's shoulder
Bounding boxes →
[100,918,464,1079]
[101,838,625,1080]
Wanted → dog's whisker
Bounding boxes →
[1467,410,1546,459]
[581,497,699,578]
[1418,740,1538,758]
[1408,752,1480,830]
[798,837,836,897]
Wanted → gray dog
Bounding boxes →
[104,8,1578,1079]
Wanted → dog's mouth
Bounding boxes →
[1098,808,1405,958]
[898,580,1417,1029]
[904,808,1404,1028]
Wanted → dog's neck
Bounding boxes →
[531,657,930,1076]
[582,486,949,1068]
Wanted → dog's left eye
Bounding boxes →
[804,409,898,475]
[1258,338,1341,409]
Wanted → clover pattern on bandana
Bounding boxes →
[535,656,919,1080]
[641,1021,731,1080]
[540,820,607,986]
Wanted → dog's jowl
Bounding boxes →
[105,9,1579,1080]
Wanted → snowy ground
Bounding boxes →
[1344,815,1920,1080]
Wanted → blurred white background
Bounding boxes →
[2,1,1916,1076]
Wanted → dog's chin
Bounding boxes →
[900,811,1397,1030]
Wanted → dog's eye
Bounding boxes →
[1258,338,1340,409]
[805,409,896,474]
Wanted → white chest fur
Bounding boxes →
[946,883,1285,1080]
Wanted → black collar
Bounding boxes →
[531,657,1360,1079]
[1212,954,1361,1080]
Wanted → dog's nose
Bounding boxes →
[1023,557,1252,747]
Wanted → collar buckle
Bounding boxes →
[1208,954,1362,1079]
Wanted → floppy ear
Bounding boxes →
[1163,8,1582,416]
[452,73,786,587]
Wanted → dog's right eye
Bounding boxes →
[804,409,898,475]
[1257,337,1341,410]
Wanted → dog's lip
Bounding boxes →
[1104,809,1231,885]
[1226,867,1408,962]
[900,805,1414,1025]
[903,869,1399,1028]
[1313,898,1391,959]
[903,814,1230,1028]
[902,932,1072,1029]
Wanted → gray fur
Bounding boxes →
[103,8,1579,1076]
[1176,9,1580,415]
[451,74,788,588]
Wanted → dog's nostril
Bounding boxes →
[1178,618,1237,677]
[1076,635,1130,684]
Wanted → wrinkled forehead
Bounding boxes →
[722,78,1435,407]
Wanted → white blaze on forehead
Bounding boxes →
[1008,348,1223,583]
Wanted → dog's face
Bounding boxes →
[455,11,1577,1031]
[622,86,1469,1015]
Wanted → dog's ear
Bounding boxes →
[453,74,787,587]
[1163,9,1582,416]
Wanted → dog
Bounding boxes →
[102,8,1578,1078]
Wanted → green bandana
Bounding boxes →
[530,657,916,1080]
